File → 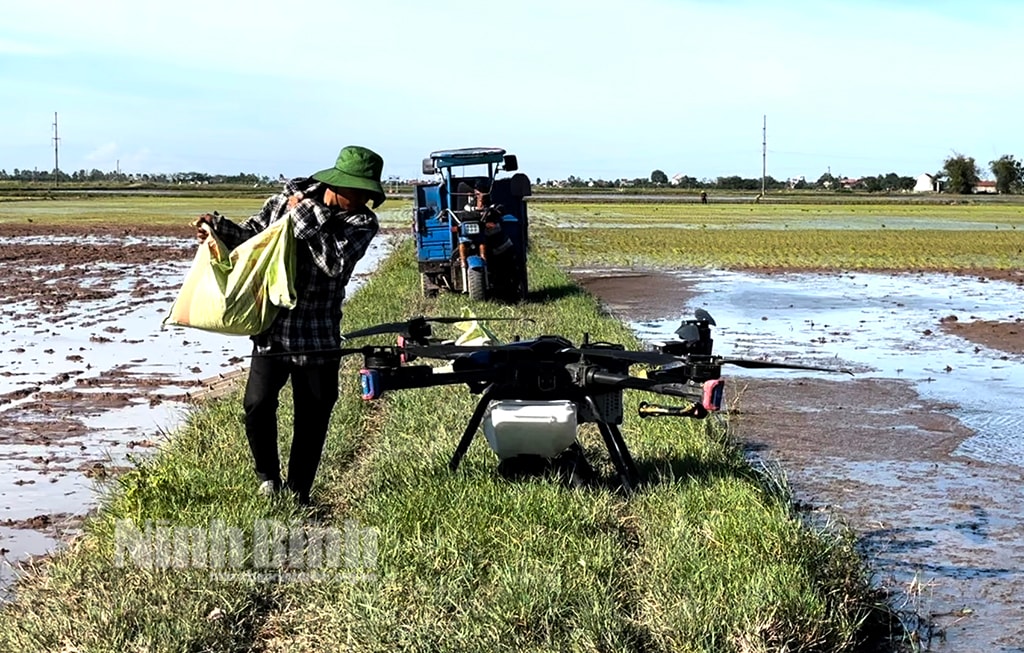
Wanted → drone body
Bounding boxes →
[261,312,849,492]
[357,334,646,488]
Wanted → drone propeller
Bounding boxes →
[718,357,853,375]
[559,347,679,366]
[341,315,533,341]
[401,343,496,359]
[403,341,681,366]
[249,345,383,359]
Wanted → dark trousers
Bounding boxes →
[243,352,340,500]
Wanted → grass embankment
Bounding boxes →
[0,240,886,652]
[530,202,1024,271]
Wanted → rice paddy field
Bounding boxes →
[529,201,1024,271]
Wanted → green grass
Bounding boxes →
[0,239,886,652]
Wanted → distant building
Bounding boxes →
[974,180,998,194]
[913,173,939,193]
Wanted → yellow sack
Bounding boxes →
[163,216,297,336]
[433,308,503,373]
[453,307,502,346]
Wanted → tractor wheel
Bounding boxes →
[420,273,438,298]
[467,267,486,301]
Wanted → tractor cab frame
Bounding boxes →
[414,147,531,301]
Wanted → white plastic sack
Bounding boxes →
[163,216,297,336]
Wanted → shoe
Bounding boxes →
[258,479,281,496]
[285,482,311,506]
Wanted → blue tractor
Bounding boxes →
[414,147,531,301]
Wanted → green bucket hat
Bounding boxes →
[311,145,386,208]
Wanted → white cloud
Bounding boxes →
[73,143,158,174]
[84,142,118,163]
[0,37,55,55]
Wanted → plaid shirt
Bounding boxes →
[211,177,379,365]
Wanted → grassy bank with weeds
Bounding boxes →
[0,240,891,652]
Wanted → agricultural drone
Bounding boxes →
[264,312,849,492]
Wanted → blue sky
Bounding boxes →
[1,0,1020,182]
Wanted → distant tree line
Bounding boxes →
[0,168,275,186]
[4,151,1023,195]
[547,172,920,192]
[945,153,1024,194]
[551,152,1024,195]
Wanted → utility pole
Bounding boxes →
[52,111,60,187]
[761,114,766,197]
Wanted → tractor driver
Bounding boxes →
[456,179,499,215]
[471,179,492,212]
[468,179,515,258]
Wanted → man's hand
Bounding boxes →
[192,212,218,242]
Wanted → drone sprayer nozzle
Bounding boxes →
[637,401,708,419]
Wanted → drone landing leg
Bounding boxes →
[607,423,640,482]
[449,385,495,472]
[594,420,637,493]
[582,396,640,493]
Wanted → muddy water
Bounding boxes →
[631,269,1024,466]
[0,234,392,591]
[598,268,1024,652]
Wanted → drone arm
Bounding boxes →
[585,369,699,400]
[359,366,500,399]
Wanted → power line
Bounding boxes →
[761,114,767,197]
[52,111,60,187]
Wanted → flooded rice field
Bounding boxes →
[554,216,1018,231]
[574,267,1024,652]
[631,269,1024,466]
[0,229,392,591]
[3,218,1023,650]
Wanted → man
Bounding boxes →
[194,145,384,504]
[471,179,491,212]
[455,179,498,213]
